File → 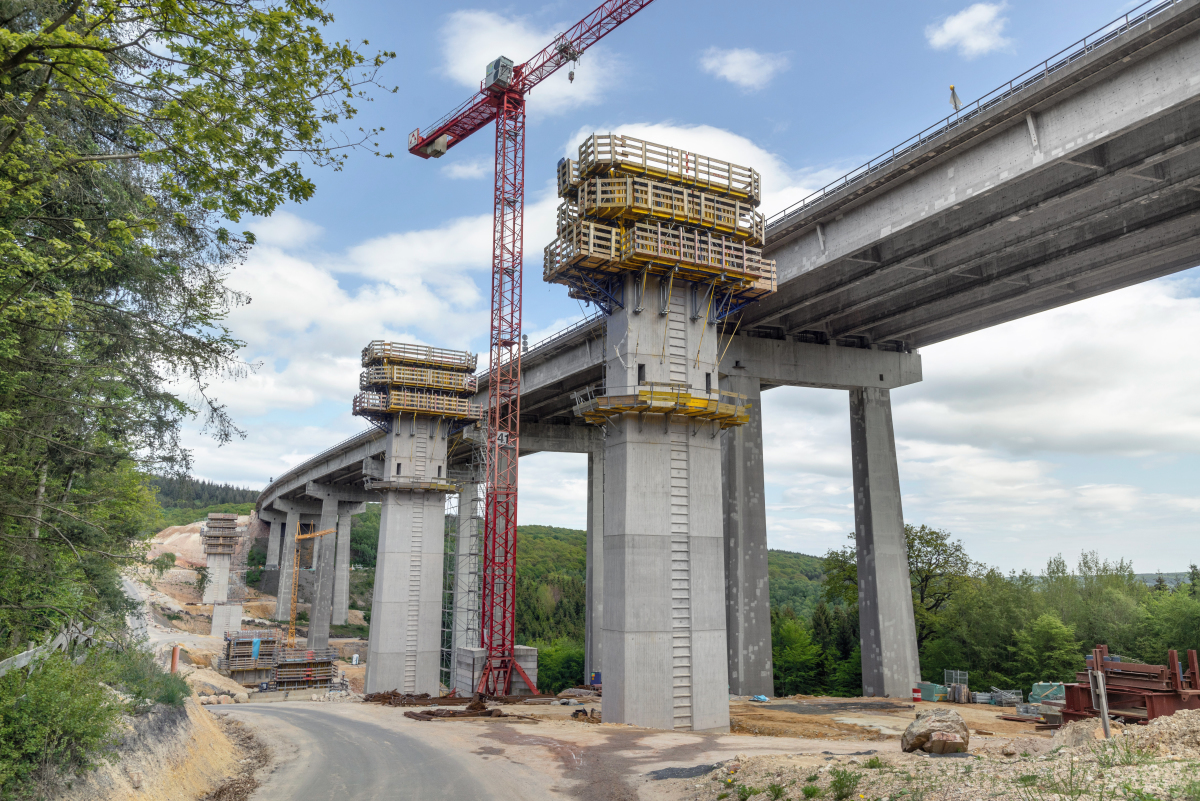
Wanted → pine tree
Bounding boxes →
[811,600,835,652]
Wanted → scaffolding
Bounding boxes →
[201,513,240,555]
[439,489,459,691]
[218,630,280,688]
[274,647,338,691]
[545,133,777,317]
[353,343,482,426]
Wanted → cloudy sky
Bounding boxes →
[183,0,1200,575]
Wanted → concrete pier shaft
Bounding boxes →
[719,374,772,697]
[849,386,921,697]
[201,553,232,604]
[365,414,449,695]
[585,448,604,684]
[264,517,282,567]
[274,505,301,620]
[331,502,363,626]
[601,275,730,732]
[308,494,340,649]
[453,482,481,667]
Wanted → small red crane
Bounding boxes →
[408,0,659,696]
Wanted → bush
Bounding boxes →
[108,648,190,710]
[531,639,584,694]
[827,768,861,801]
[0,651,123,795]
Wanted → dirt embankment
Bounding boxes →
[51,698,266,801]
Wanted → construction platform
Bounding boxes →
[571,383,750,429]
[353,342,482,427]
[545,133,776,318]
[274,647,338,692]
[559,133,761,205]
[218,629,280,689]
[201,512,240,555]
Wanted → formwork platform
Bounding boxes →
[218,629,280,688]
[571,383,750,429]
[275,648,338,691]
[566,176,764,243]
[352,389,482,419]
[559,133,761,205]
[361,342,477,372]
[546,133,776,319]
[202,512,241,555]
[359,365,478,393]
[354,342,481,428]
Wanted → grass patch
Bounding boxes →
[863,756,887,770]
[827,767,861,801]
[1091,735,1153,768]
[801,786,822,799]
[329,623,369,639]
[767,784,786,800]
[1017,775,1040,787]
[805,774,819,783]
[736,786,763,800]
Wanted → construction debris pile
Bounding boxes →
[1064,644,1200,724]
[545,132,776,317]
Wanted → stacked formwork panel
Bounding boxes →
[274,647,338,691]
[218,630,280,689]
[543,135,777,732]
[546,133,776,318]
[201,513,240,605]
[352,342,482,695]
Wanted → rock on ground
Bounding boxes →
[901,708,971,753]
[1051,718,1125,748]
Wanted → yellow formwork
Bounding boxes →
[559,133,761,206]
[543,219,777,298]
[352,389,482,420]
[361,341,477,372]
[569,176,764,244]
[360,364,478,393]
[573,385,750,429]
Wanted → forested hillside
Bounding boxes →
[150,476,259,509]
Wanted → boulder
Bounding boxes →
[234,692,249,704]
[901,708,971,753]
[218,694,233,705]
[926,731,967,754]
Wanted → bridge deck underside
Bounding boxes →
[751,97,1200,349]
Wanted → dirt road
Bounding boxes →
[214,702,898,800]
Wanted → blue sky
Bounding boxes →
[180,0,1200,574]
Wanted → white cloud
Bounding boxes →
[247,211,324,248]
[439,10,617,116]
[926,3,1012,59]
[442,159,490,180]
[699,47,789,91]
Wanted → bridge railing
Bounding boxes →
[766,0,1184,235]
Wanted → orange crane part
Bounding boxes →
[287,525,335,649]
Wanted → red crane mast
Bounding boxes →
[408,0,658,696]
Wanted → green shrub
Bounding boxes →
[108,648,189,709]
[530,639,584,694]
[0,651,123,795]
[767,783,786,800]
[801,786,822,799]
[864,756,886,769]
[827,768,861,801]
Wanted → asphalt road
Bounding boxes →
[214,704,498,800]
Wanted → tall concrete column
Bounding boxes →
[720,373,772,697]
[332,501,364,626]
[365,413,449,695]
[201,554,232,603]
[849,386,921,697]
[308,494,340,649]
[453,482,480,665]
[263,517,282,567]
[585,448,604,683]
[275,507,300,620]
[601,274,730,732]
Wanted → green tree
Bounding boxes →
[1189,564,1200,598]
[1011,613,1082,685]
[771,609,822,697]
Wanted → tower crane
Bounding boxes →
[407,0,659,695]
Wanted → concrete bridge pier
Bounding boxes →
[452,482,481,669]
[850,386,921,698]
[719,374,772,697]
[259,509,284,568]
[365,414,450,695]
[272,499,320,620]
[585,447,604,684]
[306,484,374,649]
[332,500,365,626]
[601,276,729,732]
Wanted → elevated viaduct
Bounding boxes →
[257,0,1200,724]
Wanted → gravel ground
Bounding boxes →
[657,711,1200,801]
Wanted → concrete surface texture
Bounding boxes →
[201,553,231,604]
[452,482,481,673]
[331,501,363,626]
[719,373,771,697]
[851,387,921,697]
[585,447,604,684]
[602,274,730,732]
[455,645,538,696]
[364,415,448,695]
[209,603,243,639]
